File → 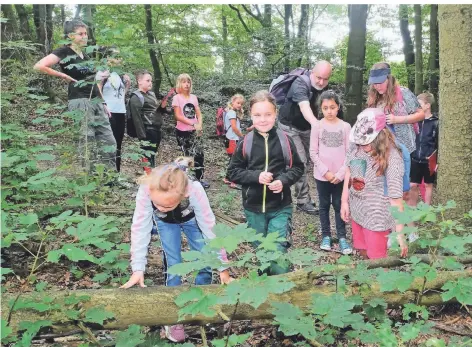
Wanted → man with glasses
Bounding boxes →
[278,61,332,215]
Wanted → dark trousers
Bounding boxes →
[141,127,162,168]
[176,129,204,180]
[315,179,346,239]
[109,112,125,172]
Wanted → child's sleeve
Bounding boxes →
[129,95,146,140]
[227,140,263,184]
[275,136,304,186]
[130,185,153,273]
[334,122,352,181]
[189,181,216,239]
[309,123,329,177]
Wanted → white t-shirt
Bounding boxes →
[224,110,241,141]
[102,72,126,113]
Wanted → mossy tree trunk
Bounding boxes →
[437,5,472,216]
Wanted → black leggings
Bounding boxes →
[109,112,125,172]
[315,179,346,239]
[175,129,204,180]
[141,127,162,168]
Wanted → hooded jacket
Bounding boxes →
[411,113,439,163]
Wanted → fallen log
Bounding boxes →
[2,269,471,334]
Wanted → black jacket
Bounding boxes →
[129,91,166,140]
[411,114,439,163]
[227,127,304,213]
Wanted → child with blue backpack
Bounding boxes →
[227,91,304,275]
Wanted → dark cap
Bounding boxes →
[368,68,390,85]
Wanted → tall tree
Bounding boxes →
[345,5,369,125]
[414,5,423,95]
[82,5,96,45]
[283,5,292,72]
[1,5,19,42]
[60,4,65,27]
[399,5,415,92]
[222,9,229,72]
[14,5,32,41]
[428,4,439,109]
[437,5,472,216]
[296,5,309,67]
[144,4,162,95]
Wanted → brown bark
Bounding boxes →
[428,4,439,110]
[82,5,96,46]
[414,5,423,95]
[345,4,368,125]
[437,5,472,217]
[222,9,229,73]
[1,4,19,42]
[3,269,471,334]
[14,4,32,41]
[283,5,292,72]
[296,5,309,68]
[144,4,162,95]
[399,5,415,92]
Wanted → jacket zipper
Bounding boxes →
[418,120,424,162]
[262,133,269,213]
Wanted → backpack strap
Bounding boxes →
[242,131,254,164]
[276,128,292,169]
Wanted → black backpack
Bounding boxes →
[269,68,311,106]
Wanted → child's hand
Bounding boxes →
[397,234,408,258]
[341,201,350,222]
[324,171,335,182]
[219,270,234,284]
[120,271,146,288]
[259,172,273,185]
[330,177,341,185]
[268,180,283,193]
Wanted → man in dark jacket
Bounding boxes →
[409,92,439,206]
[278,61,332,215]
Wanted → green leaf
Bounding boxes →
[439,257,464,271]
[411,263,437,282]
[18,213,38,226]
[17,320,52,347]
[114,324,145,347]
[1,267,13,282]
[284,248,323,267]
[93,272,111,283]
[425,337,446,347]
[175,287,219,319]
[64,294,91,305]
[84,307,115,325]
[221,271,295,308]
[1,318,15,344]
[377,270,414,292]
[35,281,48,292]
[440,235,471,255]
[311,294,364,329]
[402,303,429,321]
[61,245,96,263]
[271,302,317,340]
[211,333,252,347]
[441,277,472,305]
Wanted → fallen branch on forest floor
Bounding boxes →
[2,269,471,334]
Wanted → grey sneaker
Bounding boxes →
[163,324,185,342]
[297,202,319,215]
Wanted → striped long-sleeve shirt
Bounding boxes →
[345,143,404,232]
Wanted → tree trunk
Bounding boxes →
[144,4,162,95]
[14,4,32,41]
[45,4,54,54]
[33,5,48,53]
[1,4,19,42]
[74,4,82,19]
[222,9,229,73]
[296,5,309,68]
[345,5,368,125]
[82,5,96,46]
[414,5,423,95]
[283,5,292,72]
[3,269,470,334]
[399,4,415,92]
[428,4,439,111]
[60,5,65,27]
[437,5,472,216]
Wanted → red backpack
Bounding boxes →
[216,107,226,138]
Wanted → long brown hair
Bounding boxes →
[367,62,398,112]
[367,128,401,176]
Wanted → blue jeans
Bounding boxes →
[155,217,212,286]
[244,206,292,275]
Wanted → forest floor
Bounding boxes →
[3,111,471,347]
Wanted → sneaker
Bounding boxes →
[408,232,419,243]
[163,325,185,342]
[320,236,331,251]
[339,238,353,255]
[229,182,242,190]
[296,202,319,215]
[199,180,210,189]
